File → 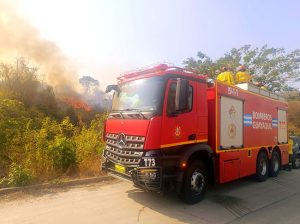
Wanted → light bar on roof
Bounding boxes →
[118,64,169,80]
[117,63,206,81]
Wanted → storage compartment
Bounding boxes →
[278,109,287,144]
[223,159,240,182]
[220,96,243,148]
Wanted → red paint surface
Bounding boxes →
[106,119,149,137]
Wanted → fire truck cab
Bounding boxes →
[102,64,289,204]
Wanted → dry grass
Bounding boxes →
[77,157,103,178]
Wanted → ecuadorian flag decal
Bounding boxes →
[272,118,278,128]
[243,114,252,126]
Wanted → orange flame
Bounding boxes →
[63,97,92,112]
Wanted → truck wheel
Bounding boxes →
[180,160,208,204]
[255,151,269,182]
[269,150,280,177]
[292,155,300,169]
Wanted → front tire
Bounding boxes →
[255,151,269,182]
[269,150,280,177]
[180,160,208,204]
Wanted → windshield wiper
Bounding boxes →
[123,109,147,119]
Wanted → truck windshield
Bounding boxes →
[111,76,165,112]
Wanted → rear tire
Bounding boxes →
[255,151,269,182]
[292,154,300,169]
[269,150,280,177]
[180,160,208,204]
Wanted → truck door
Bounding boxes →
[220,96,243,149]
[160,79,197,148]
[278,109,287,144]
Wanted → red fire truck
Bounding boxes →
[102,64,289,204]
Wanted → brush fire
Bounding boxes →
[0,0,109,183]
[63,97,92,112]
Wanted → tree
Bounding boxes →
[79,76,99,95]
[0,58,39,105]
[0,59,62,119]
[79,75,108,110]
[183,45,300,92]
[183,52,215,75]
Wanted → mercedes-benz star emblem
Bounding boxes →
[117,133,126,148]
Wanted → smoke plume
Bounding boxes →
[0,0,80,96]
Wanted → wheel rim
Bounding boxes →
[295,157,300,168]
[259,158,267,176]
[273,155,279,172]
[190,169,205,194]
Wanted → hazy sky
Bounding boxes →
[18,0,300,88]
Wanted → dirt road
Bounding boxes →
[1,170,300,224]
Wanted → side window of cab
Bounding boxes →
[166,82,193,116]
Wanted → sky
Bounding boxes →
[12,0,300,88]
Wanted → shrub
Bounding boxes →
[0,177,8,187]
[74,114,106,176]
[49,137,77,172]
[8,163,33,187]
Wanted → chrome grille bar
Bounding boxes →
[105,133,145,166]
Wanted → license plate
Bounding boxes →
[115,164,125,173]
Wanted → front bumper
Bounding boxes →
[105,164,162,191]
[102,155,162,191]
[102,150,180,192]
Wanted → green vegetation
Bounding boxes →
[287,100,300,136]
[0,59,106,187]
[184,45,300,135]
[7,163,34,187]
[184,44,300,92]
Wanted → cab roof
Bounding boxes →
[117,64,207,83]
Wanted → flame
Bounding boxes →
[63,97,92,112]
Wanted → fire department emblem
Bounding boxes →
[229,105,236,119]
[174,125,182,138]
[228,123,236,138]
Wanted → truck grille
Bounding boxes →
[105,133,145,166]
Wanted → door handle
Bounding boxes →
[188,134,196,140]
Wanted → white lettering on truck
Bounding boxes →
[228,87,238,96]
[252,111,272,130]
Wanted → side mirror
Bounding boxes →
[175,78,189,111]
[105,85,121,95]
